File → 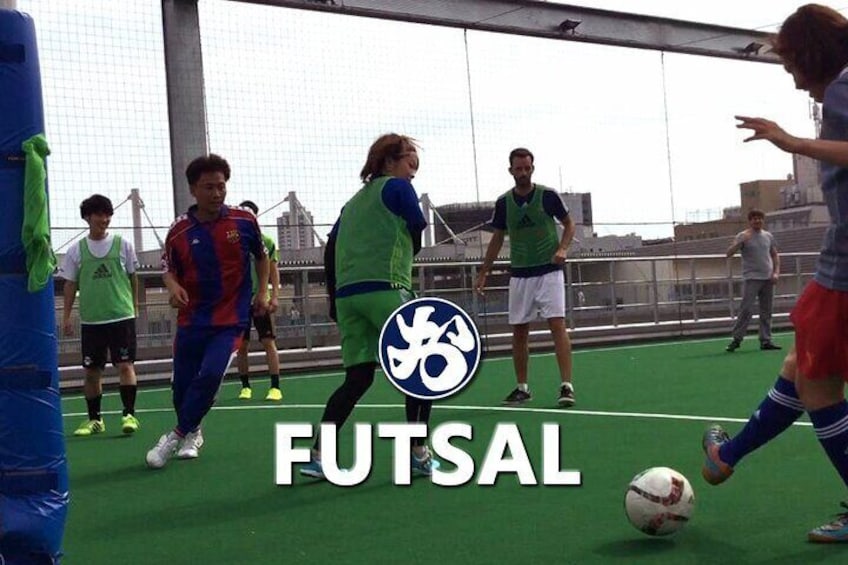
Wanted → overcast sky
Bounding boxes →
[14,0,838,248]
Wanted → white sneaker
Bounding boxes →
[146,432,181,469]
[177,429,204,459]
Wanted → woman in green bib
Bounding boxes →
[300,133,439,479]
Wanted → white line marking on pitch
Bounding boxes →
[62,403,812,427]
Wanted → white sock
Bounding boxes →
[518,383,529,392]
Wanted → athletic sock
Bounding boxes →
[809,400,848,487]
[720,376,804,466]
[270,373,280,389]
[406,396,433,447]
[240,374,250,388]
[119,385,137,416]
[87,394,103,421]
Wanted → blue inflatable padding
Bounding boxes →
[0,10,45,275]
[0,9,69,565]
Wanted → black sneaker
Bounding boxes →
[502,388,531,406]
[760,342,782,351]
[726,339,741,352]
[557,385,575,408]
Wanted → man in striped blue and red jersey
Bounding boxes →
[146,153,270,469]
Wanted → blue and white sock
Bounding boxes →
[809,400,848,488]
[720,377,804,466]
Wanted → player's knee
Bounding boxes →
[781,351,797,379]
[345,363,375,397]
[83,370,101,383]
[796,375,845,411]
[116,362,135,379]
[546,316,566,331]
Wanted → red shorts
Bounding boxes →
[790,280,848,381]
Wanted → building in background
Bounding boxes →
[429,191,640,258]
[740,178,793,214]
[276,191,317,250]
[675,176,797,242]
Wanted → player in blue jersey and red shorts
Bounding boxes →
[146,153,270,469]
[701,4,848,542]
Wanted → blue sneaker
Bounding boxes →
[809,502,848,543]
[299,459,325,480]
[411,447,441,477]
[702,424,734,485]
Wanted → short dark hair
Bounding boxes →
[185,154,231,185]
[509,147,534,166]
[80,194,114,219]
[239,200,259,214]
[747,209,765,220]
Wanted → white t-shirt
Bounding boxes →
[58,234,140,282]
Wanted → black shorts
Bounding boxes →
[80,318,137,369]
[242,312,275,342]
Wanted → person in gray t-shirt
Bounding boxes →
[725,209,781,352]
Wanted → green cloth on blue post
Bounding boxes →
[21,133,56,292]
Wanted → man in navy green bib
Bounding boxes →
[300,133,439,479]
[60,194,141,436]
[476,147,577,407]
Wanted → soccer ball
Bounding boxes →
[624,466,695,536]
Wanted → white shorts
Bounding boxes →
[508,270,566,325]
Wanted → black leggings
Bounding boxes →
[314,362,433,449]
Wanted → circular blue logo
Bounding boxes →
[379,297,481,400]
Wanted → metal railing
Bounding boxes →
[54,252,817,378]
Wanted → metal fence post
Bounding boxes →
[470,264,479,320]
[651,260,659,324]
[726,256,735,318]
[609,261,618,326]
[690,257,698,322]
[302,269,312,350]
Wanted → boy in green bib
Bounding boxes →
[60,194,141,436]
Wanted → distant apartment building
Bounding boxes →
[432,201,493,245]
[561,192,594,241]
[780,153,824,208]
[674,216,746,242]
[676,177,793,242]
[740,178,793,214]
[277,208,315,249]
[577,233,642,254]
